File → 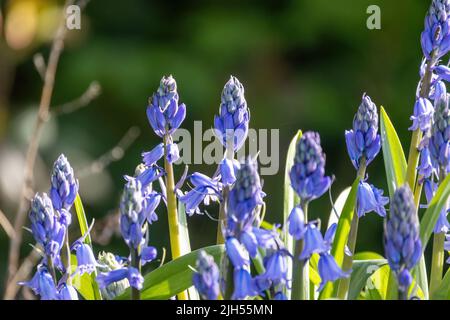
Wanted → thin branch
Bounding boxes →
[4,247,41,300]
[33,53,46,81]
[0,208,14,238]
[6,0,82,287]
[77,126,141,178]
[52,81,101,116]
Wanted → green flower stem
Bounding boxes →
[216,187,229,245]
[292,202,309,300]
[429,169,448,297]
[130,247,141,300]
[46,255,57,283]
[405,52,436,190]
[336,157,367,299]
[163,134,188,300]
[222,256,234,300]
[399,288,408,300]
[64,234,71,285]
[430,232,445,296]
[412,176,429,300]
[216,146,234,245]
[405,130,423,190]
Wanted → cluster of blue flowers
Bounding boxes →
[384,186,422,296]
[287,132,348,292]
[193,157,290,300]
[21,155,87,300]
[345,94,388,219]
[96,176,159,292]
[18,1,450,300]
[179,76,250,216]
[414,0,450,237]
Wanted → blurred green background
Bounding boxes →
[0,0,431,295]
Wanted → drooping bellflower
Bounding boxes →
[421,0,450,60]
[356,181,389,218]
[345,94,381,169]
[192,250,220,300]
[289,131,332,203]
[317,223,349,291]
[19,264,58,300]
[97,251,130,300]
[409,97,434,132]
[178,173,222,215]
[97,267,144,291]
[384,186,422,293]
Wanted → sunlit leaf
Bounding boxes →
[116,245,224,300]
[319,177,359,299]
[282,130,302,299]
[380,106,407,198]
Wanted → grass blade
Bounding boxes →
[380,106,407,198]
[319,177,360,299]
[283,130,302,299]
[73,194,102,300]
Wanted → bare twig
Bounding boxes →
[4,247,41,300]
[77,126,141,178]
[91,210,120,245]
[0,208,14,238]
[33,53,46,81]
[6,0,85,288]
[52,81,101,116]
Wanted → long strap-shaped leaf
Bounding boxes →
[116,245,224,300]
[319,178,360,299]
[419,174,450,300]
[283,130,302,299]
[178,201,198,300]
[379,107,428,299]
[73,194,102,300]
[348,259,387,300]
[432,268,450,300]
[380,107,407,198]
[420,174,450,247]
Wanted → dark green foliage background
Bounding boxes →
[0,0,431,292]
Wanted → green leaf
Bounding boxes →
[353,252,384,260]
[380,106,407,198]
[327,186,351,229]
[116,245,224,300]
[309,253,321,287]
[432,268,450,300]
[74,194,92,246]
[70,254,95,300]
[415,175,450,300]
[319,177,360,299]
[73,194,102,300]
[365,265,391,300]
[177,202,198,300]
[282,130,302,299]
[420,174,450,247]
[348,259,387,300]
[363,264,425,300]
